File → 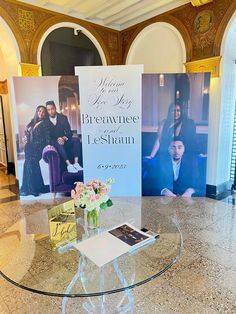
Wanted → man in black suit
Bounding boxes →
[158,136,198,197]
[46,100,81,173]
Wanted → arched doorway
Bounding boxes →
[219,11,236,189]
[126,22,186,73]
[0,16,20,175]
[37,23,106,75]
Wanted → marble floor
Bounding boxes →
[0,168,236,313]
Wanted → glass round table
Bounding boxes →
[0,197,182,313]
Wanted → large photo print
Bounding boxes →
[13,76,83,199]
[142,73,210,197]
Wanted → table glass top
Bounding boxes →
[0,197,182,297]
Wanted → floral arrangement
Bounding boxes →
[71,178,114,211]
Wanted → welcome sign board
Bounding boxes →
[75,65,143,196]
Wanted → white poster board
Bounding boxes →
[75,65,143,196]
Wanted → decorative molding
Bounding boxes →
[184,56,221,77]
[194,10,214,34]
[191,0,213,7]
[0,80,8,94]
[18,8,35,31]
[20,63,40,76]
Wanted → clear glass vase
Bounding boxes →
[87,208,100,229]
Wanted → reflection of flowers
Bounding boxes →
[71,178,114,211]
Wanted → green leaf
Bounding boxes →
[106,199,113,207]
[100,202,107,210]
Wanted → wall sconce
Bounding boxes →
[176,90,180,99]
[159,74,164,87]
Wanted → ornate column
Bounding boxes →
[20,63,41,76]
[191,0,213,6]
[185,56,221,77]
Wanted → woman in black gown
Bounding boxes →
[148,102,197,158]
[20,106,50,196]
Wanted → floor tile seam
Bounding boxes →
[160,252,202,280]
[0,210,14,220]
[147,280,199,305]
[167,273,213,302]
[184,231,236,251]
[0,197,19,205]
[0,216,22,230]
[168,261,236,299]
[186,216,229,230]
[166,281,235,313]
[195,249,236,270]
[0,293,11,313]
[183,234,210,249]
[213,242,236,255]
[188,233,236,252]
[162,258,208,283]
[178,255,231,280]
[1,293,58,313]
[0,184,18,190]
[0,280,61,303]
[196,224,236,236]
[50,297,64,310]
[178,220,218,231]
[28,261,74,281]
[203,239,236,255]
[144,279,210,310]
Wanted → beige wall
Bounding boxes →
[126,22,186,73]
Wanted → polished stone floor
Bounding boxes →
[0,168,236,313]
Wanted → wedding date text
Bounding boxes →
[97,164,127,170]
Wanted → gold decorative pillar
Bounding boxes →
[0,80,8,94]
[184,56,221,78]
[191,0,213,6]
[20,63,41,76]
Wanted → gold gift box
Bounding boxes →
[48,200,77,250]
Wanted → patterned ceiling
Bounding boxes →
[16,0,191,30]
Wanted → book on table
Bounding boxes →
[73,222,156,267]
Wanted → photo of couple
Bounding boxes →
[142,73,210,197]
[13,76,83,199]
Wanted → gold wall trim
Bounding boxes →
[185,56,221,77]
[20,62,40,76]
[0,80,8,94]
[191,0,213,6]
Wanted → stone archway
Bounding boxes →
[0,16,21,174]
[36,21,107,70]
[213,10,236,186]
[126,22,186,73]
